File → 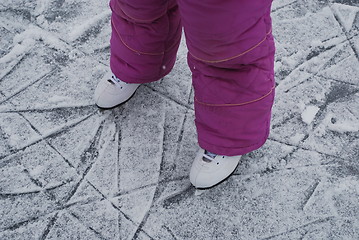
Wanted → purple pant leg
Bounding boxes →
[178,0,276,156]
[109,0,181,84]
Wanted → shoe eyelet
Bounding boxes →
[222,156,224,158]
[217,162,219,165]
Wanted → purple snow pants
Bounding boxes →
[109,0,275,156]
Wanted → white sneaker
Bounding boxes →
[94,74,140,109]
[190,148,241,188]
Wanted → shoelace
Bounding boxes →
[108,75,126,89]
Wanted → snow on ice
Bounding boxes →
[0,0,359,239]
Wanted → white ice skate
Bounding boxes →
[94,74,140,109]
[190,148,241,188]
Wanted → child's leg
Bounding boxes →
[178,0,276,156]
[109,0,181,84]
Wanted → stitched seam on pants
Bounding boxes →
[118,1,178,23]
[112,18,180,56]
[194,85,275,107]
[120,5,167,23]
[189,29,272,63]
[165,38,181,53]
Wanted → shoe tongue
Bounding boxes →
[202,150,217,162]
[204,150,217,159]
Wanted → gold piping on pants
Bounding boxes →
[194,85,275,107]
[189,29,272,63]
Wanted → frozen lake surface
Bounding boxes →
[0,0,359,239]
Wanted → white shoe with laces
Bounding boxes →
[190,148,241,188]
[94,74,140,109]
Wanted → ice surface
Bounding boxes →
[301,105,320,124]
[67,10,111,43]
[1,0,359,239]
[45,212,103,240]
[0,214,56,240]
[332,3,359,31]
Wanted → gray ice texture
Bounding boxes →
[0,0,359,239]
